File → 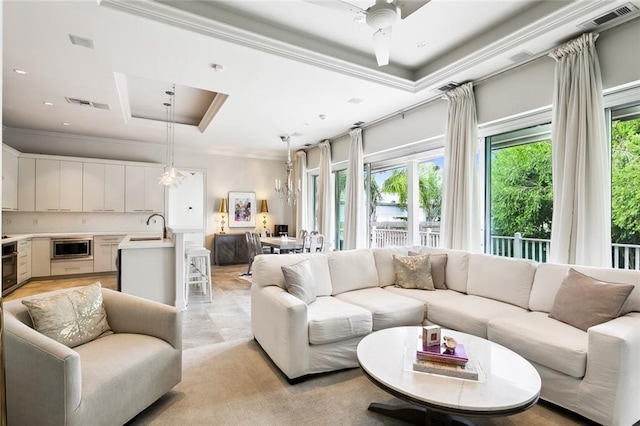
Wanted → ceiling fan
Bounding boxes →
[305,0,431,66]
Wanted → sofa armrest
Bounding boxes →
[4,313,82,424]
[101,288,182,350]
[580,312,640,426]
[251,284,309,379]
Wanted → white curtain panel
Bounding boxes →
[344,128,367,250]
[549,33,610,267]
[294,150,308,236]
[440,82,481,252]
[317,140,335,248]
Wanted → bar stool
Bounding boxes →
[184,245,213,304]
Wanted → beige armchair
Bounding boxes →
[3,287,182,426]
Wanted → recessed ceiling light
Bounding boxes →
[13,69,27,75]
[347,97,364,104]
[211,63,224,72]
[43,101,54,106]
[353,15,366,24]
[62,122,70,126]
[416,41,427,48]
[303,122,310,126]
[319,114,327,120]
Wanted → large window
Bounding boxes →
[611,104,640,269]
[485,123,553,262]
[417,158,443,248]
[335,169,347,250]
[370,165,408,247]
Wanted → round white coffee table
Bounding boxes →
[357,327,541,425]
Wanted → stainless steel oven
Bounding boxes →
[2,241,18,294]
[51,237,93,260]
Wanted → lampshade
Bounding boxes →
[219,198,227,213]
[260,199,269,214]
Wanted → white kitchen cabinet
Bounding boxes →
[93,235,124,272]
[18,157,36,211]
[83,163,125,212]
[104,164,125,212]
[59,161,83,211]
[17,238,32,284]
[31,237,51,277]
[2,146,19,211]
[51,259,94,276]
[35,159,83,212]
[125,165,165,213]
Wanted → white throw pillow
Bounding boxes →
[281,259,316,304]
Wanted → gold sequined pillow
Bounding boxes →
[22,282,113,348]
[392,254,435,290]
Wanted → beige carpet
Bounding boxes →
[128,337,589,426]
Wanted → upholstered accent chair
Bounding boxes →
[4,287,182,426]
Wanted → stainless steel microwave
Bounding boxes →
[51,238,93,260]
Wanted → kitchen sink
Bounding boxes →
[129,236,163,242]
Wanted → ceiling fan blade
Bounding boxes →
[302,0,367,15]
[372,26,391,66]
[396,0,431,19]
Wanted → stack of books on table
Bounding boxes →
[413,336,478,380]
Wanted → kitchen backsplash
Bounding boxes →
[2,211,164,235]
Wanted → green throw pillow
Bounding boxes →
[22,282,113,348]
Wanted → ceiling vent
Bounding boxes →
[579,3,639,30]
[65,97,111,110]
[353,121,365,127]
[347,97,365,104]
[508,51,533,63]
[68,34,95,49]
[437,82,460,92]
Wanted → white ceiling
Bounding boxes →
[3,0,639,160]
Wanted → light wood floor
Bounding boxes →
[4,273,117,301]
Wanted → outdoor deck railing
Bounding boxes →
[370,228,640,270]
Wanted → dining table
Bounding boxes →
[260,237,304,253]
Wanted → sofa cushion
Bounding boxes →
[549,268,634,332]
[281,259,316,304]
[392,254,434,290]
[335,287,425,330]
[427,295,528,338]
[328,250,379,295]
[21,282,112,348]
[409,250,448,289]
[410,247,470,293]
[467,253,537,309]
[307,297,372,345]
[373,247,411,287]
[384,286,464,308]
[488,311,587,378]
[530,263,640,315]
[252,254,333,297]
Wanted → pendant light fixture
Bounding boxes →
[159,84,184,187]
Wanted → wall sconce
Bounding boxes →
[259,200,269,231]
[219,198,228,234]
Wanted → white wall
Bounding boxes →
[307,16,640,169]
[2,129,293,251]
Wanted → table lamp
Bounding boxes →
[219,198,228,234]
[260,200,269,231]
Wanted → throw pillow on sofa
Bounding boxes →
[393,254,435,290]
[549,268,634,331]
[409,251,448,289]
[281,259,316,304]
[21,282,113,348]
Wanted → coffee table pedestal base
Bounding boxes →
[369,402,476,426]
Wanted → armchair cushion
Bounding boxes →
[21,282,112,348]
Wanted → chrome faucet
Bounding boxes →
[146,213,167,239]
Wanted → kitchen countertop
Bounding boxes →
[118,234,175,250]
[0,232,159,245]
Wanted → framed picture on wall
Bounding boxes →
[228,191,256,228]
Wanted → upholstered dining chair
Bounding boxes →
[244,232,264,275]
[309,234,324,252]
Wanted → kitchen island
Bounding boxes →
[118,234,175,305]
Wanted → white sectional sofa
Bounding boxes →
[251,246,640,426]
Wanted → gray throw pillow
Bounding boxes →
[281,259,316,304]
[392,254,435,290]
[22,282,113,348]
[549,268,634,332]
[409,250,447,289]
